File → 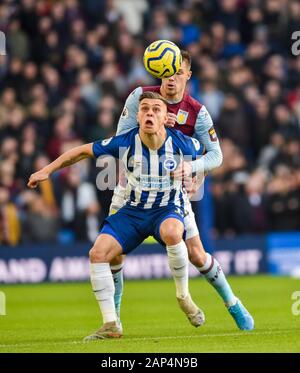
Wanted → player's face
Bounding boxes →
[137,99,168,134]
[161,59,192,99]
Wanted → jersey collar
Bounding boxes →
[159,89,187,105]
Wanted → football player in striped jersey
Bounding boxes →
[109,51,254,335]
[28,92,208,339]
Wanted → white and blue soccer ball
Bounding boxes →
[143,40,182,79]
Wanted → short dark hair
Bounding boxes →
[181,50,191,68]
[139,91,168,107]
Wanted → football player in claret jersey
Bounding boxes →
[109,50,254,333]
[28,92,207,339]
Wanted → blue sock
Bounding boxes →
[111,265,124,318]
[199,253,236,307]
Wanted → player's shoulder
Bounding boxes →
[119,126,139,139]
[167,128,201,153]
[183,92,203,115]
[167,127,193,145]
[127,86,143,100]
[109,127,138,145]
[142,85,161,93]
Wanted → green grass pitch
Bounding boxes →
[0,275,299,352]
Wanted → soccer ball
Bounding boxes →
[143,40,182,79]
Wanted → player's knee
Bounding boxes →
[89,246,108,263]
[161,225,183,246]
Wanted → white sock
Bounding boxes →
[90,262,117,323]
[166,240,189,299]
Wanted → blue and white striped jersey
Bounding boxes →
[93,127,204,209]
[117,86,223,173]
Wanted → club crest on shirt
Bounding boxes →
[176,109,189,125]
[163,158,177,171]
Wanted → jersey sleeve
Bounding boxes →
[179,135,204,159]
[192,105,223,173]
[116,87,143,135]
[92,132,131,159]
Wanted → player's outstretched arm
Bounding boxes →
[27,143,93,189]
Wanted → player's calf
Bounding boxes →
[185,235,207,267]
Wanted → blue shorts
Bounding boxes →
[100,204,185,254]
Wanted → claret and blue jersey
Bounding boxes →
[93,127,204,211]
[116,86,223,174]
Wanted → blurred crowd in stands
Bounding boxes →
[0,0,299,245]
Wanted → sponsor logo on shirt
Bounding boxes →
[137,175,173,190]
[208,126,218,142]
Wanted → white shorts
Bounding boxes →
[183,199,199,240]
[109,184,126,215]
[110,184,199,240]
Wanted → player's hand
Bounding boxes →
[165,112,177,127]
[187,174,206,198]
[27,169,49,189]
[186,176,197,196]
[172,162,194,195]
[172,161,193,181]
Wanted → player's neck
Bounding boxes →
[139,128,167,150]
[160,87,184,103]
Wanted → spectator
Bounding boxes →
[59,166,101,242]
[177,7,201,47]
[217,94,250,150]
[0,186,20,246]
[7,18,30,61]
[46,114,78,160]
[113,0,148,36]
[198,80,224,121]
[231,170,268,233]
[0,0,298,242]
[21,190,59,242]
[266,165,300,231]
